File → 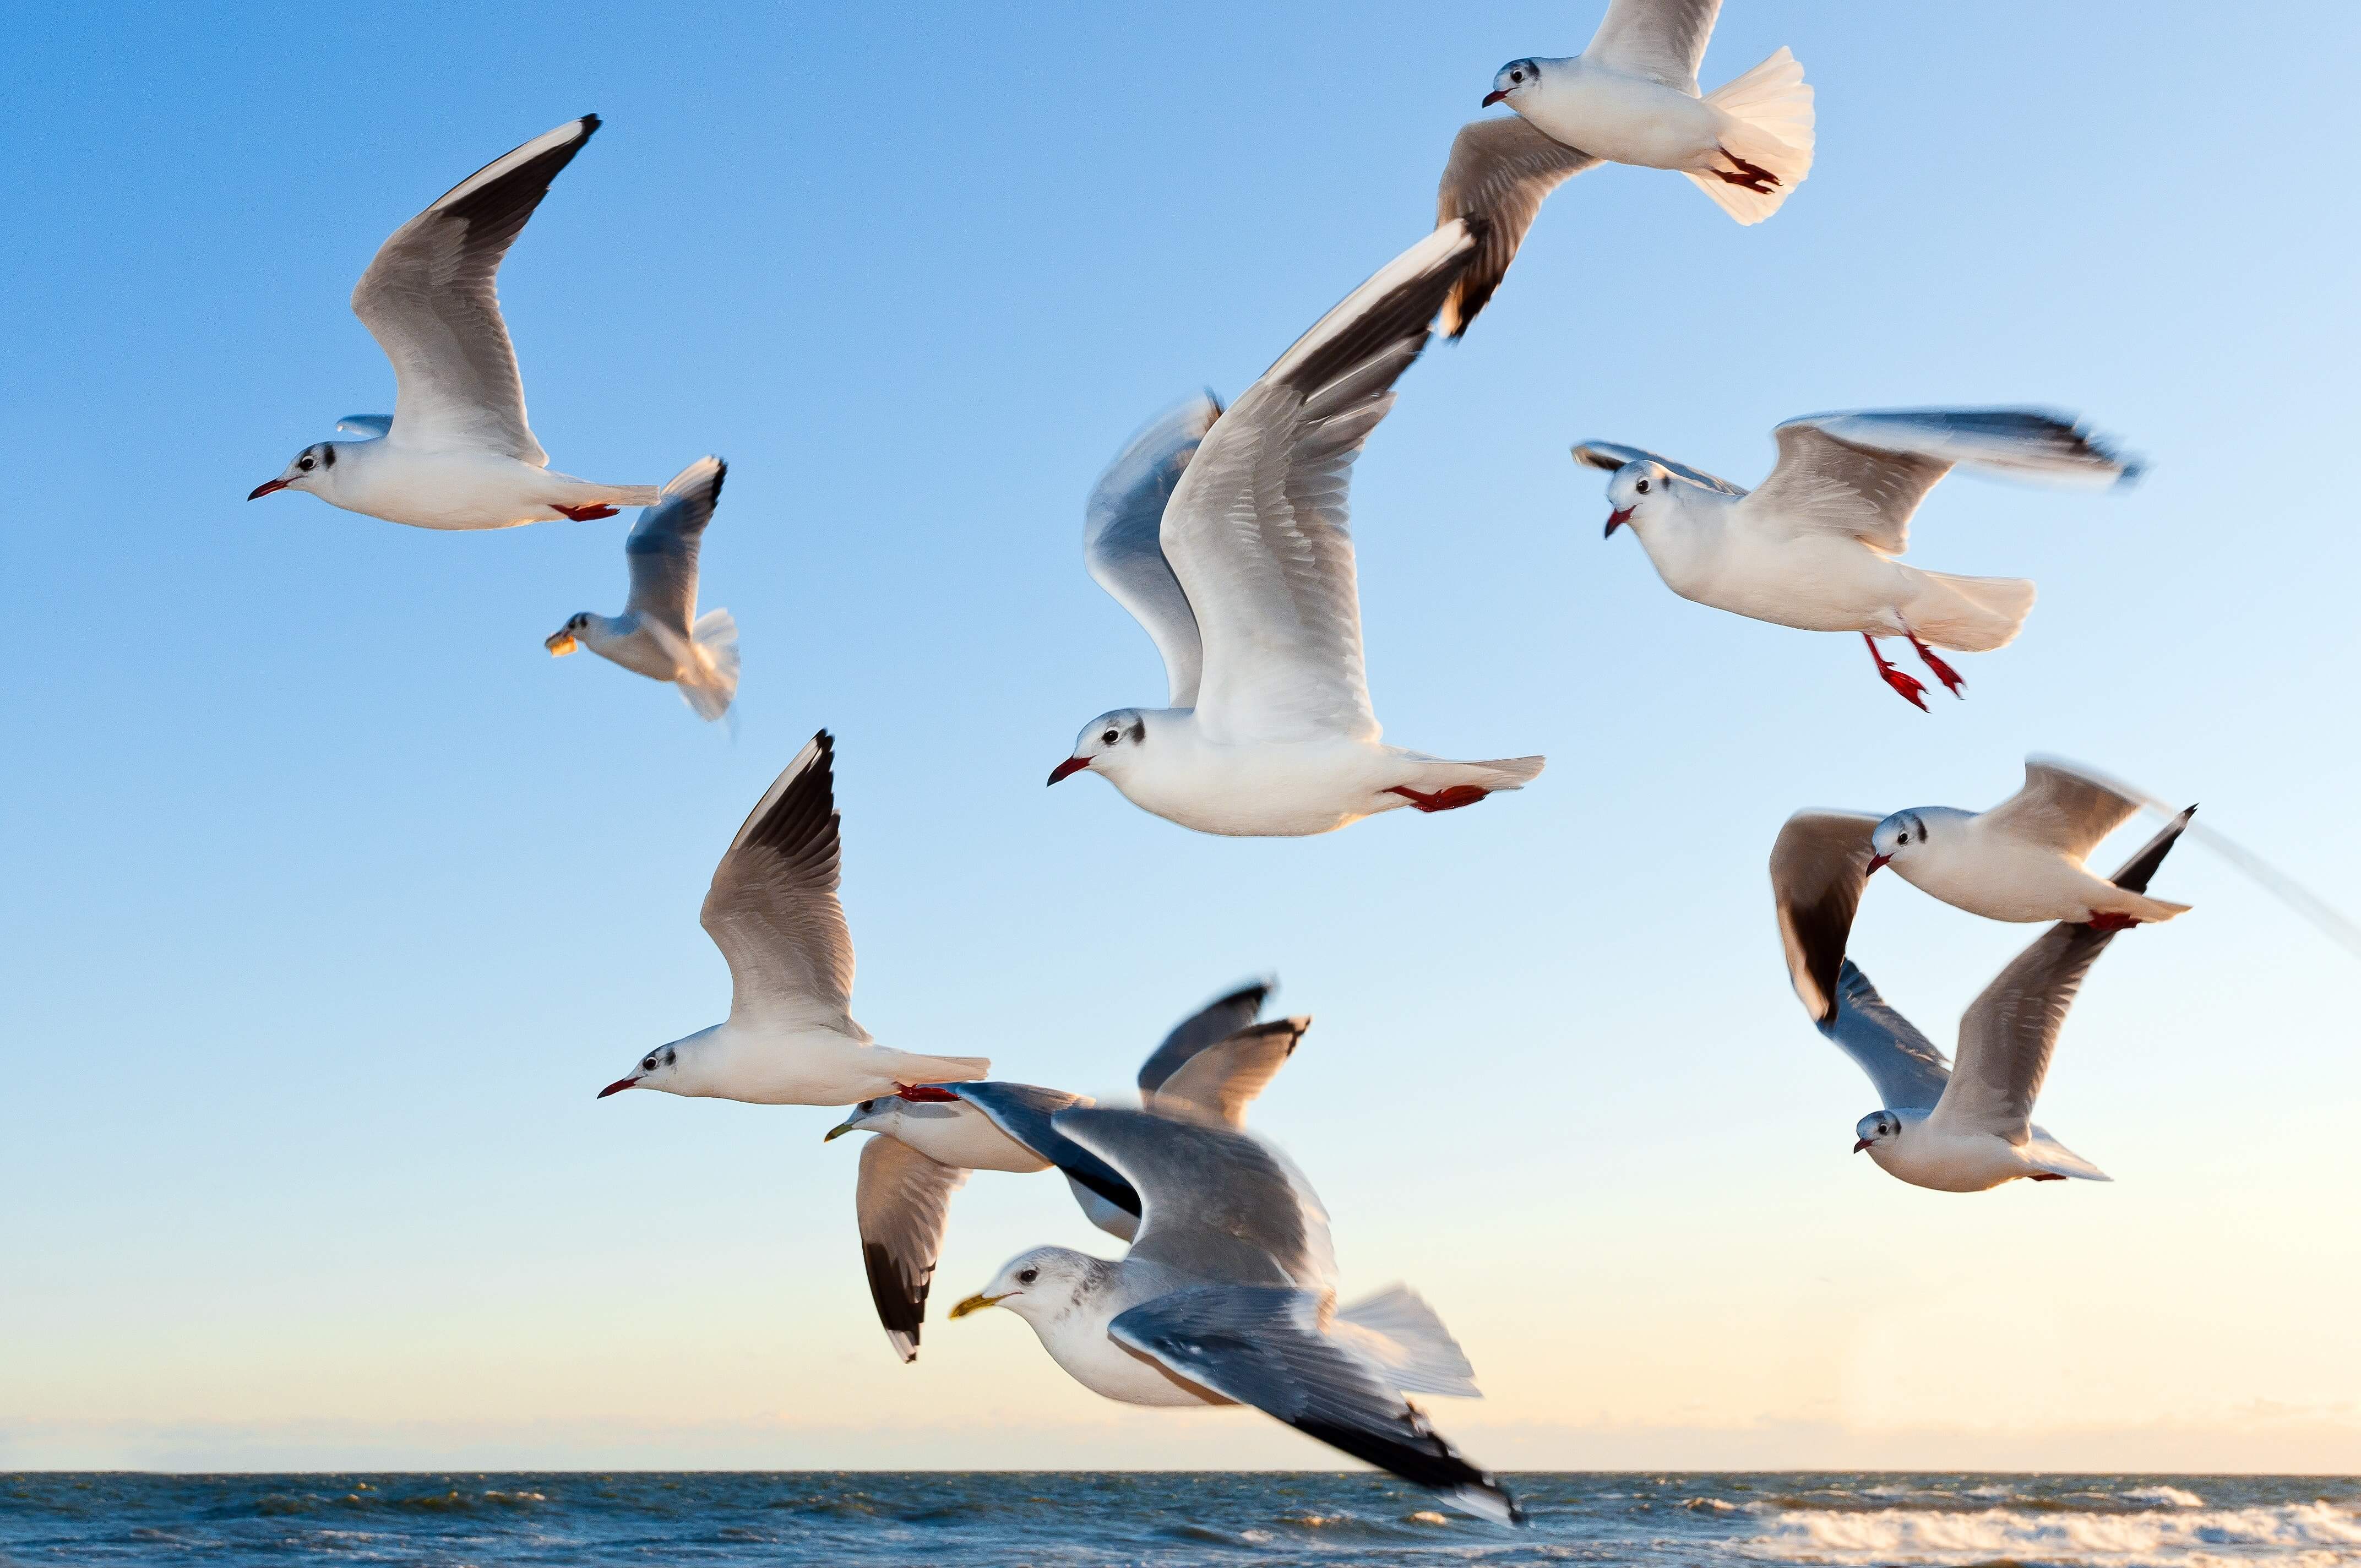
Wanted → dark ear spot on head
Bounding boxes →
[320,444,336,467]
[1126,720,1145,744]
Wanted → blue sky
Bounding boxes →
[5,1,2359,1471]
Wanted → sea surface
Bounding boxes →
[6,1471,2358,1567]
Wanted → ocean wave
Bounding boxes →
[1740,1501,2361,1565]
[2125,1486,2207,1508]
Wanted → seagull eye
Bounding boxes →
[1102,730,1118,745]
[1635,478,1650,493]
[297,456,315,471]
[1016,1267,1038,1285]
[641,1057,657,1072]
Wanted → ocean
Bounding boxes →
[6,1471,2357,1566]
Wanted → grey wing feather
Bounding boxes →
[1935,811,2191,1140]
[1053,1106,1332,1291]
[1820,961,1951,1112]
[1571,440,1748,497]
[700,731,857,1030]
[336,415,393,437]
[622,457,726,633]
[1108,1286,1521,1524]
[1433,117,1600,337]
[1983,758,2142,861]
[351,115,599,463]
[1161,222,1478,744]
[948,1082,1136,1221]
[1149,1018,1308,1128]
[1585,0,1724,88]
[855,1136,969,1364]
[1135,978,1272,1096]
[1087,396,1219,707]
[1769,809,1880,1023]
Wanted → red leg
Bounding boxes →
[1715,147,1780,193]
[1386,783,1490,814]
[2028,1173,2066,1182]
[1862,634,1928,711]
[1907,633,1966,699]
[2083,912,2140,933]
[552,502,621,521]
[895,1083,960,1102]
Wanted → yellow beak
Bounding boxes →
[545,631,578,656]
[948,1292,1006,1320]
[822,1121,854,1142]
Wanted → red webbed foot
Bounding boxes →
[552,503,621,521]
[2028,1173,2068,1182]
[2083,912,2141,933]
[1715,148,1781,193]
[1908,634,1966,699]
[1386,784,1490,814]
[895,1083,961,1102]
[1862,635,1929,711]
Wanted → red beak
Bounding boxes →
[248,479,289,499]
[1604,508,1632,537]
[1481,89,1508,106]
[1865,853,1890,875]
[596,1076,640,1099]
[1852,1137,1873,1153]
[1046,756,1090,786]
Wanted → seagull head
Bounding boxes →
[1601,460,1673,538]
[1866,810,1929,875]
[1853,1109,1902,1155]
[949,1246,1093,1323]
[1483,58,1542,108]
[545,613,591,657]
[597,1042,683,1099]
[1049,709,1150,787]
[248,443,339,502]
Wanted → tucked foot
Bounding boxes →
[1906,634,1966,699]
[552,502,621,521]
[1386,783,1491,814]
[1715,146,1780,193]
[1862,634,1928,711]
[2028,1173,2067,1182]
[2083,912,2141,933]
[895,1082,961,1102]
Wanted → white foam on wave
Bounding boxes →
[1740,1501,2361,1566]
[2124,1486,2207,1508]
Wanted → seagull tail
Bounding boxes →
[1896,569,2036,652]
[675,608,739,722]
[1689,47,1814,224]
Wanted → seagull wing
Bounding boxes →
[1572,440,1748,497]
[1134,978,1272,1098]
[1433,117,1599,337]
[1108,1284,1520,1525]
[1087,396,1220,707]
[1054,1106,1332,1291]
[1584,0,1723,89]
[1933,810,2191,1140]
[699,731,858,1032]
[947,1082,1136,1221]
[1769,809,1881,1024]
[1819,960,1951,1112]
[855,1135,968,1364]
[1147,1018,1308,1128]
[351,116,598,464]
[1980,757,2142,862]
[621,457,725,635]
[1159,222,1479,744]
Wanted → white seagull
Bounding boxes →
[1575,408,2141,708]
[594,731,989,1106]
[248,116,659,530]
[1788,809,2191,1192]
[823,982,1303,1362]
[546,456,741,721]
[1049,221,1544,835]
[1434,0,1813,334]
[950,1107,1519,1523]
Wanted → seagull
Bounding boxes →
[1049,221,1544,836]
[546,456,741,721]
[248,116,659,530]
[1575,409,2141,707]
[1435,0,1813,335]
[1788,809,2191,1191]
[949,1107,1520,1523]
[823,982,1302,1362]
[594,732,989,1106]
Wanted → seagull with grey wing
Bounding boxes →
[823,981,1303,1363]
[1779,807,2193,1191]
[1434,0,1813,334]
[1048,220,1544,836]
[547,456,741,720]
[1575,409,2142,707]
[248,116,659,529]
[950,1107,1520,1523]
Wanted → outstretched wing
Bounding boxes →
[1433,117,1598,337]
[1981,758,2142,862]
[700,731,857,1031]
[1054,1106,1332,1291]
[1769,809,1880,1024]
[1134,978,1272,1098]
[623,457,726,635]
[1585,0,1724,89]
[947,1082,1136,1221]
[1109,1285,1521,1524]
[1149,1019,1308,1128]
[351,116,599,463]
[854,1135,967,1364]
[1160,222,1479,744]
[1571,440,1748,497]
[1819,961,1951,1112]
[1086,396,1220,707]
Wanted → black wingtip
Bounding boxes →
[707,456,727,508]
[577,113,602,139]
[2107,805,2191,895]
